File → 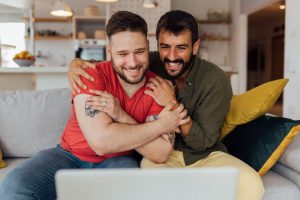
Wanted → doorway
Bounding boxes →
[247,1,285,116]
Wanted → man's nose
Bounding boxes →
[167,48,176,61]
[127,54,137,67]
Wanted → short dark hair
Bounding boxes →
[106,11,148,39]
[156,10,199,44]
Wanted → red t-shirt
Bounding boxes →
[61,61,162,163]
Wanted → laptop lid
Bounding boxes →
[55,168,239,200]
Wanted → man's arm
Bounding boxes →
[74,94,183,156]
[181,76,232,151]
[145,75,232,151]
[84,90,176,163]
[135,115,174,163]
[145,76,192,136]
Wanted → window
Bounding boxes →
[0,22,25,67]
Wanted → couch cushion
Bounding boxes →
[0,158,28,182]
[262,170,300,200]
[220,79,288,140]
[223,115,300,176]
[278,133,300,173]
[0,88,71,157]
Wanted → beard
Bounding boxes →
[111,59,147,85]
[161,53,195,80]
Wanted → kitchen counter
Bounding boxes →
[0,66,68,73]
[0,65,238,92]
[0,66,68,90]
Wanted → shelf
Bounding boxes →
[197,19,231,24]
[148,33,156,37]
[25,35,72,40]
[202,37,231,41]
[74,16,106,22]
[23,17,72,23]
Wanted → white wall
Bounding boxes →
[0,0,31,9]
[241,0,279,14]
[171,0,229,19]
[228,0,247,94]
[33,0,107,17]
[283,0,300,119]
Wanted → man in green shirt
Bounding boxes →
[68,10,264,200]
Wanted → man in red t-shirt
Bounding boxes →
[0,11,189,199]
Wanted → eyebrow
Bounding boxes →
[116,48,147,54]
[159,43,189,48]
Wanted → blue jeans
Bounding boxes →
[0,145,139,200]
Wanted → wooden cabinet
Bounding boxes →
[73,16,106,40]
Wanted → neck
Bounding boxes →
[174,65,191,91]
[118,76,146,98]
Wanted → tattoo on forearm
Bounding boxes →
[85,101,100,118]
[167,132,176,146]
[153,115,159,120]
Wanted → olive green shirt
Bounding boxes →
[149,52,232,165]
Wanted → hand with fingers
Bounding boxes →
[145,76,192,136]
[86,90,124,122]
[68,58,98,94]
[144,76,177,107]
[157,103,191,134]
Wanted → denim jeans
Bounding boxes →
[0,145,139,200]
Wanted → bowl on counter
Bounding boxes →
[13,59,35,67]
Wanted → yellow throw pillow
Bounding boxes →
[0,148,7,168]
[219,78,289,141]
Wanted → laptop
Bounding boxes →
[55,168,239,200]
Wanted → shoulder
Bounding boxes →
[196,57,226,78]
[145,70,158,79]
[94,61,113,74]
[193,57,228,84]
[190,57,232,98]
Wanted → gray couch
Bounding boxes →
[0,88,300,199]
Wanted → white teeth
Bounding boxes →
[168,62,180,67]
[126,68,139,72]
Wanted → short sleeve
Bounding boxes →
[72,67,106,99]
[147,98,163,117]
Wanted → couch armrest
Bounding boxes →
[278,131,300,173]
[273,163,300,190]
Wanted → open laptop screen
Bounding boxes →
[56,168,239,200]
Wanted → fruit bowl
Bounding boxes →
[13,50,36,67]
[13,59,35,67]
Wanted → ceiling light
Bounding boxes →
[51,0,73,17]
[95,0,119,2]
[279,4,285,9]
[143,0,158,8]
[279,0,285,9]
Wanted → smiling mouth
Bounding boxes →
[166,61,183,71]
[123,66,142,75]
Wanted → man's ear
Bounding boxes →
[106,45,111,60]
[147,39,149,48]
[192,39,200,55]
